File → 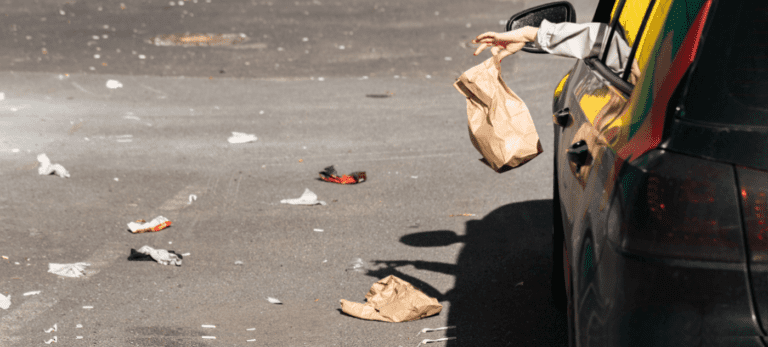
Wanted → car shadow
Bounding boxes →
[366,199,567,346]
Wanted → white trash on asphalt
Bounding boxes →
[106,79,123,89]
[267,297,282,304]
[0,293,10,310]
[130,245,183,266]
[227,132,257,144]
[127,216,172,233]
[23,290,41,296]
[44,336,58,344]
[280,188,326,206]
[48,263,91,278]
[37,153,70,178]
[348,258,365,272]
[417,326,456,336]
[44,324,57,333]
[417,337,456,346]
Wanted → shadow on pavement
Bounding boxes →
[367,199,567,346]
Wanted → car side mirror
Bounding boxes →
[506,1,577,54]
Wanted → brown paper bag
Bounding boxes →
[454,56,543,172]
[339,275,443,322]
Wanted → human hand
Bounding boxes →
[472,27,537,62]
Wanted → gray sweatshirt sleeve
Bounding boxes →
[530,19,631,74]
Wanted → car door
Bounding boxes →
[554,0,688,344]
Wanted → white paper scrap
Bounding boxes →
[202,336,216,339]
[76,324,83,328]
[417,326,456,336]
[48,263,90,278]
[83,306,93,309]
[0,293,10,310]
[267,297,282,304]
[44,324,57,333]
[202,325,216,328]
[417,337,456,346]
[246,328,256,331]
[280,188,326,206]
[314,229,324,232]
[44,336,57,344]
[23,291,41,296]
[106,79,123,89]
[76,336,83,339]
[133,245,182,266]
[227,132,257,144]
[37,153,70,178]
[127,216,170,233]
[247,339,256,342]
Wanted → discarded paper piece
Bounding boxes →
[417,337,456,346]
[202,336,216,339]
[228,132,257,144]
[0,293,10,310]
[319,165,366,184]
[44,324,57,333]
[37,153,70,178]
[106,79,123,89]
[44,336,57,344]
[127,216,172,233]
[448,213,476,217]
[267,297,282,304]
[340,275,443,323]
[202,325,216,328]
[23,291,41,296]
[280,188,326,206]
[83,306,93,309]
[148,33,248,47]
[417,326,456,336]
[128,246,183,266]
[48,263,91,278]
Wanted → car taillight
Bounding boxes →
[619,150,744,262]
[736,167,768,263]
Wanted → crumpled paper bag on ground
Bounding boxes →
[453,56,543,172]
[340,275,442,322]
[37,153,70,178]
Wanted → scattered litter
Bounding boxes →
[138,54,146,59]
[0,293,10,310]
[448,214,476,217]
[188,194,197,204]
[181,253,190,257]
[202,336,216,339]
[365,92,394,98]
[317,77,325,81]
[323,259,327,263]
[417,337,456,346]
[1,256,7,260]
[280,188,326,206]
[11,149,19,153]
[116,139,133,143]
[202,325,216,328]
[44,336,57,344]
[83,306,93,309]
[14,262,19,265]
[106,80,123,89]
[76,324,83,328]
[247,339,256,342]
[123,115,141,121]
[0,92,4,100]
[246,328,256,331]
[48,263,90,278]
[319,166,366,184]
[417,326,456,336]
[227,132,257,144]
[116,134,132,138]
[234,261,243,265]
[23,291,41,296]
[44,324,57,333]
[114,177,119,181]
[267,297,282,304]
[444,57,452,61]
[37,154,70,178]
[348,258,365,272]
[516,281,524,287]
[314,228,324,232]
[127,216,172,233]
[411,176,418,179]
[148,33,248,47]
[128,246,183,266]
[340,275,443,322]
[76,336,83,339]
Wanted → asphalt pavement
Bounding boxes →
[1,0,598,346]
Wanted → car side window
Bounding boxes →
[602,0,666,84]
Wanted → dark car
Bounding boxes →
[509,0,768,346]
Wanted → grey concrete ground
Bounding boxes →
[1,0,598,346]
